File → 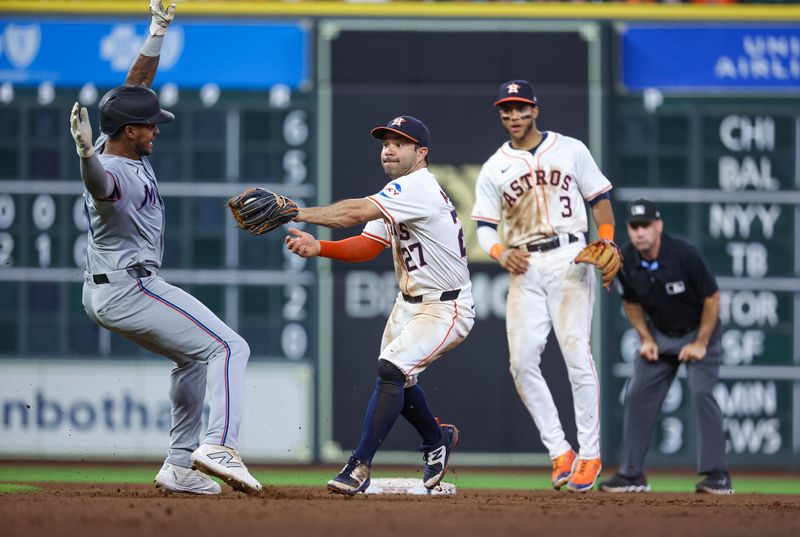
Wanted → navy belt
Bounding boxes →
[402,289,461,303]
[525,234,579,253]
[92,266,152,285]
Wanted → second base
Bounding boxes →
[364,477,456,495]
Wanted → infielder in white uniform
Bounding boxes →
[68,1,260,495]
[286,116,475,495]
[471,80,618,492]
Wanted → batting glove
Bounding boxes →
[70,102,95,158]
[149,0,176,37]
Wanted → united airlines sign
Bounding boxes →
[620,24,800,92]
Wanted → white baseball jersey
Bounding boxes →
[471,132,612,246]
[363,168,470,297]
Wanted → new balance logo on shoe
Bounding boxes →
[423,423,459,490]
[191,444,262,495]
[206,450,244,468]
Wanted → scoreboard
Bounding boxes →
[0,88,318,364]
[601,94,800,469]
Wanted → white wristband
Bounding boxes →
[140,34,163,57]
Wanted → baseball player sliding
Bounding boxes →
[280,116,475,495]
[69,1,261,495]
[471,80,621,492]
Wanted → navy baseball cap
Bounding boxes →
[370,115,431,148]
[626,198,661,224]
[494,79,537,107]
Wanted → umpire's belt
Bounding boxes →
[91,266,152,285]
[402,289,461,304]
[525,233,580,253]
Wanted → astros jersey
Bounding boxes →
[363,168,470,296]
[83,134,165,273]
[471,132,612,247]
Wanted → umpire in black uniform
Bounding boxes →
[599,199,733,495]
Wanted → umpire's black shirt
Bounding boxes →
[619,233,719,337]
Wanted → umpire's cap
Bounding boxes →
[371,116,431,149]
[494,79,537,107]
[98,85,174,135]
[626,198,661,225]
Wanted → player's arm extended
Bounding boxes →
[295,199,382,229]
[69,102,116,200]
[285,228,384,261]
[125,1,176,87]
[80,156,116,200]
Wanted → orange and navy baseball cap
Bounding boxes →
[494,79,537,107]
[370,115,431,148]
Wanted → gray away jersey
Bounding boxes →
[83,134,165,273]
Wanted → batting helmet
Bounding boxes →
[98,85,174,135]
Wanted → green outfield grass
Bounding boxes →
[0,465,798,494]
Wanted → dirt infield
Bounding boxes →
[2,483,799,537]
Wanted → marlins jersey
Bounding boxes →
[471,132,612,246]
[83,134,165,273]
[364,168,470,296]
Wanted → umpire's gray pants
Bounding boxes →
[619,324,727,476]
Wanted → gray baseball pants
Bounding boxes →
[619,324,727,476]
[83,271,250,469]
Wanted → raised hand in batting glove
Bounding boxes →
[149,0,176,37]
[70,102,95,158]
[574,239,622,290]
[227,187,299,236]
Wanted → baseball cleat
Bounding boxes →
[551,448,577,490]
[154,462,222,495]
[567,457,602,493]
[422,423,459,490]
[695,471,734,495]
[327,456,371,495]
[598,472,650,493]
[191,444,262,495]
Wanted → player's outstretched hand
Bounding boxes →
[285,227,320,258]
[149,0,176,37]
[70,102,95,158]
[497,248,530,275]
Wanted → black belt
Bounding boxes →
[525,234,579,253]
[92,266,152,285]
[402,289,461,303]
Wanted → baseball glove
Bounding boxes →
[227,187,299,235]
[574,239,622,289]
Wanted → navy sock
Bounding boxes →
[352,378,405,463]
[401,384,443,449]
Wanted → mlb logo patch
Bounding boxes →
[665,281,686,295]
[380,182,402,198]
[631,204,646,216]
